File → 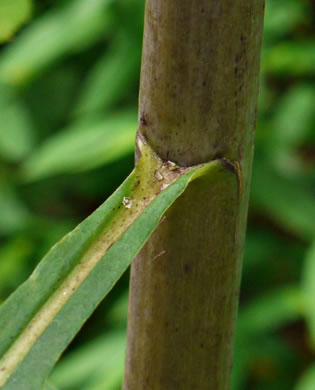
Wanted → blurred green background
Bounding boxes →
[0,0,314,389]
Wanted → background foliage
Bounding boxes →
[0,0,314,389]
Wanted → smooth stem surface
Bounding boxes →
[124,1,265,389]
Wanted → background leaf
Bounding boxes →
[0,182,31,235]
[50,331,125,390]
[0,85,35,162]
[0,0,32,43]
[74,34,141,117]
[0,0,114,86]
[302,242,315,349]
[295,365,315,390]
[22,110,137,181]
[251,157,315,240]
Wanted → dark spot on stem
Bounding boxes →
[213,151,224,159]
[219,158,239,176]
[140,111,148,126]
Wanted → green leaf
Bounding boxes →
[232,287,303,390]
[22,110,137,181]
[301,241,315,349]
[0,136,232,389]
[106,291,128,327]
[50,331,125,390]
[231,339,251,390]
[251,157,315,240]
[272,84,315,148]
[86,366,122,390]
[242,236,304,300]
[263,0,308,42]
[268,84,315,175]
[74,33,141,116]
[263,41,315,77]
[0,0,32,43]
[43,381,59,390]
[237,286,304,337]
[0,0,114,86]
[0,85,35,162]
[232,335,298,390]
[295,364,315,390]
[0,238,33,302]
[0,182,31,235]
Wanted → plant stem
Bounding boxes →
[124,1,265,389]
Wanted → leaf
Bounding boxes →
[22,65,81,134]
[268,84,315,175]
[43,381,59,390]
[22,110,137,181]
[0,0,114,86]
[301,241,315,349]
[0,136,233,389]
[50,331,125,390]
[263,0,308,42]
[86,366,122,390]
[0,85,35,162]
[232,335,299,390]
[0,238,33,302]
[0,0,32,43]
[231,339,251,390]
[242,228,304,288]
[237,286,304,338]
[295,364,315,390]
[263,41,315,77]
[271,84,315,149]
[0,182,32,236]
[106,291,128,327]
[74,33,141,116]
[251,156,315,240]
[232,287,303,390]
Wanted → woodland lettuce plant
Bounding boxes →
[0,0,267,389]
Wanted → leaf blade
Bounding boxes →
[0,0,32,43]
[301,241,315,349]
[22,110,137,181]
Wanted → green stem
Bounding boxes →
[124,1,265,389]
